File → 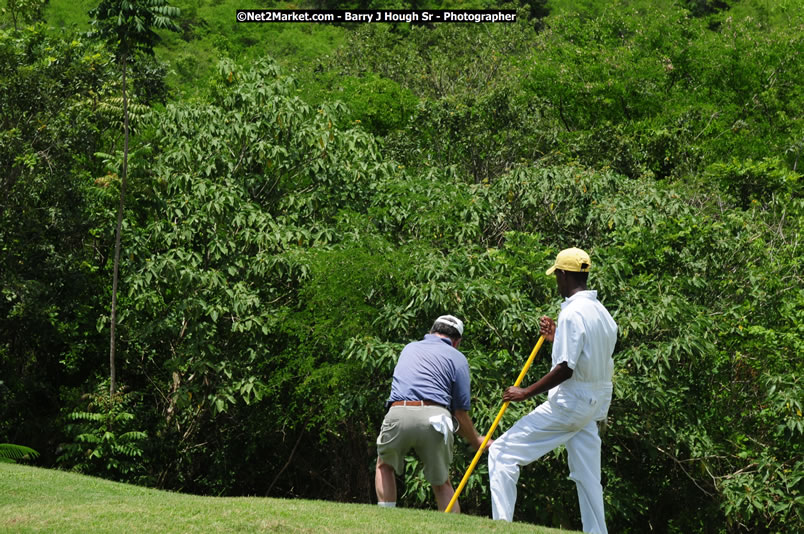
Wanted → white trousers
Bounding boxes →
[488,397,607,534]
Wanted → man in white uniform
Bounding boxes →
[488,247,617,534]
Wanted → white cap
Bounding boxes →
[434,315,464,336]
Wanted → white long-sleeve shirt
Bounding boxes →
[549,290,618,420]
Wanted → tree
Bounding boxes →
[88,0,180,396]
[1,0,47,31]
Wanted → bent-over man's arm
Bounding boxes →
[453,409,487,451]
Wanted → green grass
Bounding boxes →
[0,464,576,533]
[45,0,95,30]
[44,0,349,99]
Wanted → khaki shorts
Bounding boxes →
[376,405,453,486]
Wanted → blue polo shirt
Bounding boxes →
[386,334,472,412]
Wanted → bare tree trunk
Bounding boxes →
[109,55,129,397]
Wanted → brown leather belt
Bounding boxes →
[390,400,446,409]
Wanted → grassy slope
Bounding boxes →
[45,0,348,99]
[44,0,798,102]
[0,464,576,534]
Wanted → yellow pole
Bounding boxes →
[444,336,545,513]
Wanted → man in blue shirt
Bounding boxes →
[375,315,486,512]
[488,248,617,533]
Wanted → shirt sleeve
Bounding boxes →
[450,357,472,411]
[552,309,585,370]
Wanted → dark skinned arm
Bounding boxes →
[502,362,573,403]
[503,315,573,402]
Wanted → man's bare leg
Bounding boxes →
[433,480,460,513]
[375,457,397,506]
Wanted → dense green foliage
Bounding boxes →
[0,23,117,461]
[1,1,802,533]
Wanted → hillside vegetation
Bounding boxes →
[1,1,801,533]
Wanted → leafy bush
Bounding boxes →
[59,384,148,482]
[334,74,417,136]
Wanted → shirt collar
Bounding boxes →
[561,290,598,309]
[424,333,454,346]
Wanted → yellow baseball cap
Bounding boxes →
[545,247,591,275]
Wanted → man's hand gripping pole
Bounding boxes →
[444,336,546,513]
